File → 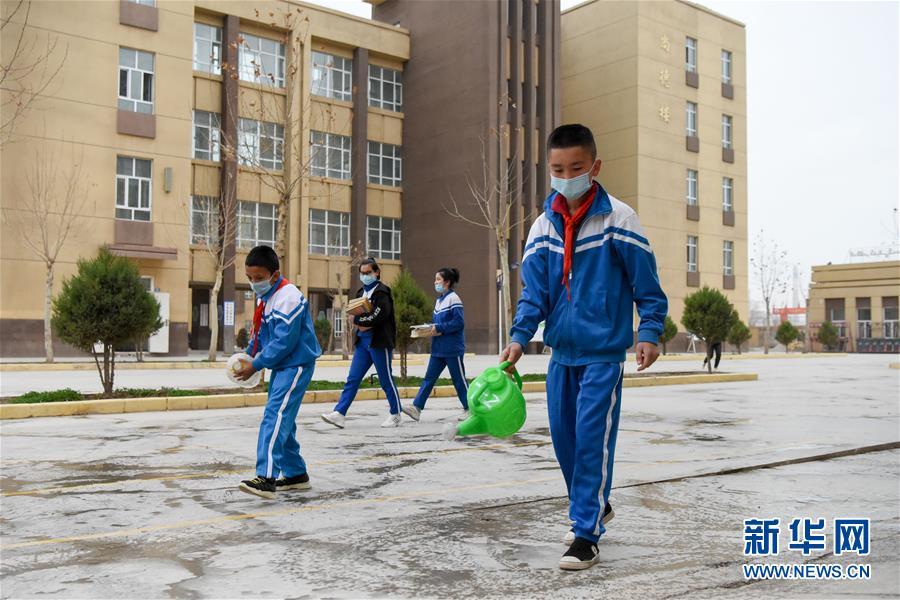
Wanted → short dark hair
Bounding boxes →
[547,124,597,159]
[359,257,381,278]
[245,245,279,273]
[437,267,460,288]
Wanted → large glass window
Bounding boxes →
[310,131,351,180]
[367,216,401,260]
[239,33,285,87]
[686,169,698,206]
[884,297,899,338]
[686,101,698,137]
[308,209,350,256]
[856,298,872,339]
[116,156,152,221]
[723,241,734,276]
[311,51,352,101]
[721,49,733,83]
[685,37,697,72]
[368,141,402,187]
[118,48,154,114]
[722,177,734,211]
[193,23,222,74]
[368,65,403,111]
[238,118,284,170]
[722,114,733,149]
[190,195,219,244]
[687,235,698,272]
[192,110,221,161]
[237,201,277,249]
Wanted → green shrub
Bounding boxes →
[11,388,84,404]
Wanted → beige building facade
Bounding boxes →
[0,0,408,357]
[807,261,900,353]
[561,0,748,346]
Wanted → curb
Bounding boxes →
[0,372,757,420]
[652,352,847,361]
[0,357,428,372]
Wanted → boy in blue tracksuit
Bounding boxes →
[501,124,668,570]
[402,267,469,422]
[233,246,321,499]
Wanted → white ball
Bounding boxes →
[226,352,261,388]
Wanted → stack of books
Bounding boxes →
[411,324,439,338]
[346,297,372,316]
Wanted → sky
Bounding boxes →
[304,0,899,305]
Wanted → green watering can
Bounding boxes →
[443,361,526,440]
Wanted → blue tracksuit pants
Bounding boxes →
[547,361,624,544]
[334,332,401,415]
[256,363,315,479]
[412,354,468,410]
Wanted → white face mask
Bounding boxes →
[551,165,595,200]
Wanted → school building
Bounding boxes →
[560,0,749,349]
[807,261,900,353]
[0,0,409,357]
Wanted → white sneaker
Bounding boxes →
[381,413,401,428]
[401,405,421,421]
[456,410,470,422]
[563,504,615,545]
[321,411,345,429]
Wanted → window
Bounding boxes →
[723,241,734,276]
[825,298,846,338]
[333,310,343,338]
[190,195,219,244]
[685,37,697,72]
[687,236,698,272]
[310,131,351,180]
[368,65,403,111]
[367,216,401,260]
[686,101,698,137]
[193,23,222,74]
[721,49,732,83]
[238,118,284,170]
[856,298,872,339]
[722,114,733,149]
[126,0,155,5]
[686,169,698,206]
[236,201,277,249]
[116,156,152,221]
[311,51,352,101]
[722,177,734,211]
[368,141,402,187]
[884,297,899,338]
[118,48,154,114]
[308,209,350,256]
[239,33,285,87]
[192,110,221,161]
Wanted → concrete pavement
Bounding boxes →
[1,354,898,598]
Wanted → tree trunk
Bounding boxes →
[498,237,513,350]
[208,269,223,362]
[662,341,667,356]
[44,261,54,363]
[400,346,408,379]
[763,299,771,354]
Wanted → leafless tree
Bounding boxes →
[750,230,789,354]
[326,244,367,359]
[443,126,530,346]
[3,142,90,362]
[1,0,67,144]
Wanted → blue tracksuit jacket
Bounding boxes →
[431,290,465,357]
[510,183,668,363]
[248,277,321,370]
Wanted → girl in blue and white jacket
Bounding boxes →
[402,267,469,422]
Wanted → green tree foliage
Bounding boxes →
[726,318,752,354]
[817,321,839,351]
[659,315,677,355]
[775,320,800,351]
[682,286,737,372]
[391,269,432,378]
[52,248,161,395]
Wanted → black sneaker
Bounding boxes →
[563,503,615,545]
[275,473,311,490]
[239,476,276,499]
[559,537,599,570]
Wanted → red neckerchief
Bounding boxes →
[551,184,597,299]
[250,277,289,355]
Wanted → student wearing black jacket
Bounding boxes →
[321,258,403,428]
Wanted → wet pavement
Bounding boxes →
[1,354,898,598]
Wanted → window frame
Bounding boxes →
[723,240,734,276]
[193,23,222,74]
[310,130,352,180]
[687,235,698,273]
[116,156,152,222]
[236,200,278,250]
[367,141,402,187]
[685,37,697,72]
[238,118,285,171]
[721,49,733,84]
[239,32,286,87]
[722,177,734,212]
[192,110,221,162]
[118,47,154,114]
[686,101,698,137]
[722,114,733,149]
[311,51,352,101]
[368,64,403,112]
[308,208,351,256]
[190,195,220,245]
[686,169,698,206]
[366,215,402,260]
